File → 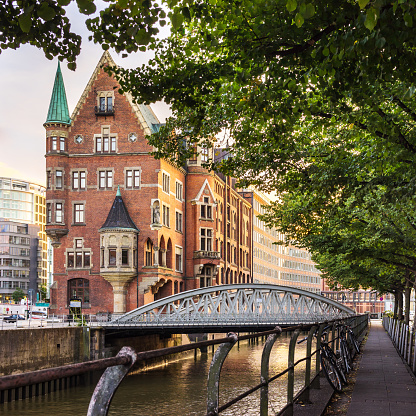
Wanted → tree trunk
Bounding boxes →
[394,291,399,319]
[398,289,404,321]
[404,276,411,325]
[413,273,416,330]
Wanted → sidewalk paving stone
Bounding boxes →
[345,320,416,416]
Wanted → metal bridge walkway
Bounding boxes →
[346,320,416,416]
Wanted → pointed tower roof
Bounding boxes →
[45,62,71,125]
[99,188,139,232]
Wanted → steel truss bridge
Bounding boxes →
[105,284,355,333]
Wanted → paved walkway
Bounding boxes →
[346,320,416,416]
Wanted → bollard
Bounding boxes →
[87,346,137,416]
[260,326,282,416]
[206,333,238,416]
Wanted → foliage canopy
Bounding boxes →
[5,0,416,293]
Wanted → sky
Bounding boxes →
[0,4,171,187]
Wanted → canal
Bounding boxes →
[2,332,315,415]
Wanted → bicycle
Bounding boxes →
[299,325,347,392]
[346,322,360,354]
[335,323,351,375]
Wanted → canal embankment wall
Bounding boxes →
[0,327,189,376]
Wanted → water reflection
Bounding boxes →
[2,333,316,416]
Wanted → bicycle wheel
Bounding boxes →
[326,346,348,385]
[321,354,343,392]
[340,340,352,373]
[349,331,360,353]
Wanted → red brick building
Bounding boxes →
[45,52,252,315]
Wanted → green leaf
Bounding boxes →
[295,12,304,27]
[76,0,96,15]
[358,0,370,9]
[18,13,32,33]
[302,3,315,19]
[375,37,386,49]
[364,7,378,31]
[38,3,56,21]
[171,11,184,29]
[403,85,415,100]
[118,0,128,8]
[404,12,413,27]
[57,0,71,5]
[286,0,297,13]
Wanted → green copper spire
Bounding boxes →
[45,62,71,125]
[116,186,121,196]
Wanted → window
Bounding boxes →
[175,211,183,232]
[145,239,153,266]
[175,246,183,272]
[47,171,52,189]
[162,172,170,194]
[51,137,57,151]
[122,249,129,266]
[60,137,65,151]
[74,203,85,224]
[109,249,117,265]
[98,96,113,112]
[96,130,116,153]
[201,197,212,219]
[201,228,212,251]
[72,171,86,190]
[55,203,63,223]
[162,205,170,227]
[46,203,52,223]
[68,279,90,304]
[176,181,183,200]
[126,169,140,189]
[201,147,208,162]
[55,170,63,189]
[66,240,91,269]
[99,170,113,189]
[199,265,212,288]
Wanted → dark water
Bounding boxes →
[2,334,316,415]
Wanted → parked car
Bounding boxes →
[3,314,25,323]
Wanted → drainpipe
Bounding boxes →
[136,234,139,308]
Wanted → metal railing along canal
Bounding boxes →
[0,315,368,415]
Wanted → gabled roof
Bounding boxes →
[191,179,217,203]
[99,187,139,232]
[71,51,160,135]
[45,62,71,125]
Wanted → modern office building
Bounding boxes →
[0,178,47,288]
[241,189,321,293]
[0,219,40,302]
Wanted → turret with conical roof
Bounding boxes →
[99,186,139,232]
[99,188,139,315]
[45,62,71,125]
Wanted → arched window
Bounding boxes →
[166,238,173,269]
[145,239,153,266]
[67,279,90,305]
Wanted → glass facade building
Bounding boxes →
[0,178,47,288]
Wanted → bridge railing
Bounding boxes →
[383,316,416,375]
[0,315,368,415]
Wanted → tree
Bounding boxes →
[5,1,416,297]
[12,288,25,304]
[0,0,165,68]
[39,285,48,302]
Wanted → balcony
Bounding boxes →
[95,105,115,116]
[193,250,221,260]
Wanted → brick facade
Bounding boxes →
[45,52,253,314]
